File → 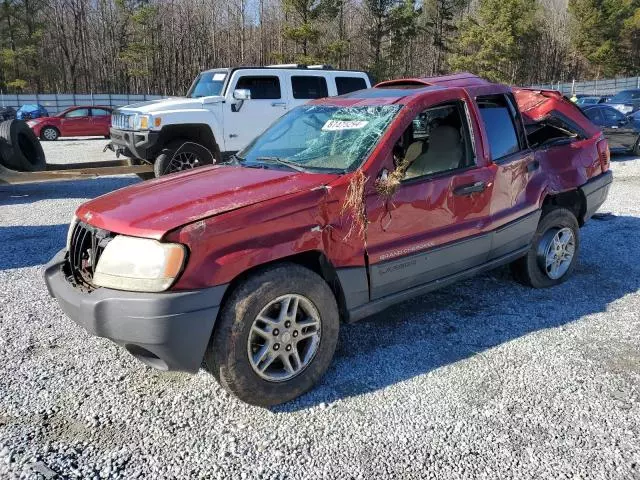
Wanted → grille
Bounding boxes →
[111,111,135,130]
[66,222,112,290]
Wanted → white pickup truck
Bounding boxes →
[108,65,372,177]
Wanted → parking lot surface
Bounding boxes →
[39,137,115,166]
[0,141,639,479]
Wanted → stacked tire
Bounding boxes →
[0,120,46,171]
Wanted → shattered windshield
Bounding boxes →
[187,71,228,98]
[237,104,402,172]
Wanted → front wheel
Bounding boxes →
[511,207,580,288]
[205,264,339,406]
[40,126,59,141]
[633,135,640,156]
[153,140,216,177]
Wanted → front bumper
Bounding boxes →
[109,128,160,161]
[43,249,226,373]
[581,170,613,221]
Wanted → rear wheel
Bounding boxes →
[153,140,217,177]
[40,126,59,141]
[511,207,580,288]
[204,264,339,406]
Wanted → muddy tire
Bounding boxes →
[40,126,59,141]
[153,140,216,177]
[511,207,580,288]
[0,120,46,171]
[204,263,339,407]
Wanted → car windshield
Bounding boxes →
[610,90,640,103]
[187,71,228,98]
[237,104,402,172]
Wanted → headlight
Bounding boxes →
[66,216,78,251]
[26,120,36,127]
[134,114,152,130]
[93,236,186,292]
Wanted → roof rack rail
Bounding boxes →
[265,63,335,70]
[266,63,306,68]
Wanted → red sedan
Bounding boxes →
[26,106,112,141]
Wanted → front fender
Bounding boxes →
[165,185,364,290]
[156,107,223,148]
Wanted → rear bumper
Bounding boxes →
[43,249,226,373]
[581,170,613,221]
[109,128,160,160]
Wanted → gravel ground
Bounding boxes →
[40,137,115,165]
[0,140,639,479]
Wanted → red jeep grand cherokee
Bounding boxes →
[45,74,612,406]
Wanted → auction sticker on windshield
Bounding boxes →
[322,120,369,131]
[212,73,226,81]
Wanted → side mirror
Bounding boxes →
[233,89,251,101]
[231,89,251,112]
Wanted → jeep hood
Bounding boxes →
[121,96,224,113]
[76,166,337,239]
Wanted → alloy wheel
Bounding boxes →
[168,151,201,172]
[247,294,321,382]
[537,227,576,280]
[43,128,57,140]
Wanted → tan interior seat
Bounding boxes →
[404,141,424,166]
[405,125,463,179]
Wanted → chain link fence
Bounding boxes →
[529,76,640,96]
[0,92,166,115]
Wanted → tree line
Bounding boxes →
[1,0,639,95]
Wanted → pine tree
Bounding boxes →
[449,0,541,83]
[568,0,640,77]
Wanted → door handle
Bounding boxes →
[453,181,486,196]
[527,160,540,172]
[271,102,286,107]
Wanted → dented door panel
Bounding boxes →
[366,166,495,300]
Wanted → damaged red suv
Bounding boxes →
[45,74,612,406]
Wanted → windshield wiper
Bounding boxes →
[255,156,307,173]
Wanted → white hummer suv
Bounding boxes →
[108,65,371,177]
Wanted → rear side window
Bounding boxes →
[236,76,281,99]
[291,76,328,99]
[336,77,368,95]
[477,95,521,161]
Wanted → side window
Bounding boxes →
[476,95,521,161]
[585,108,604,125]
[291,76,328,99]
[602,107,624,123]
[65,108,89,118]
[396,102,474,180]
[235,76,281,100]
[336,77,367,95]
[91,108,110,117]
